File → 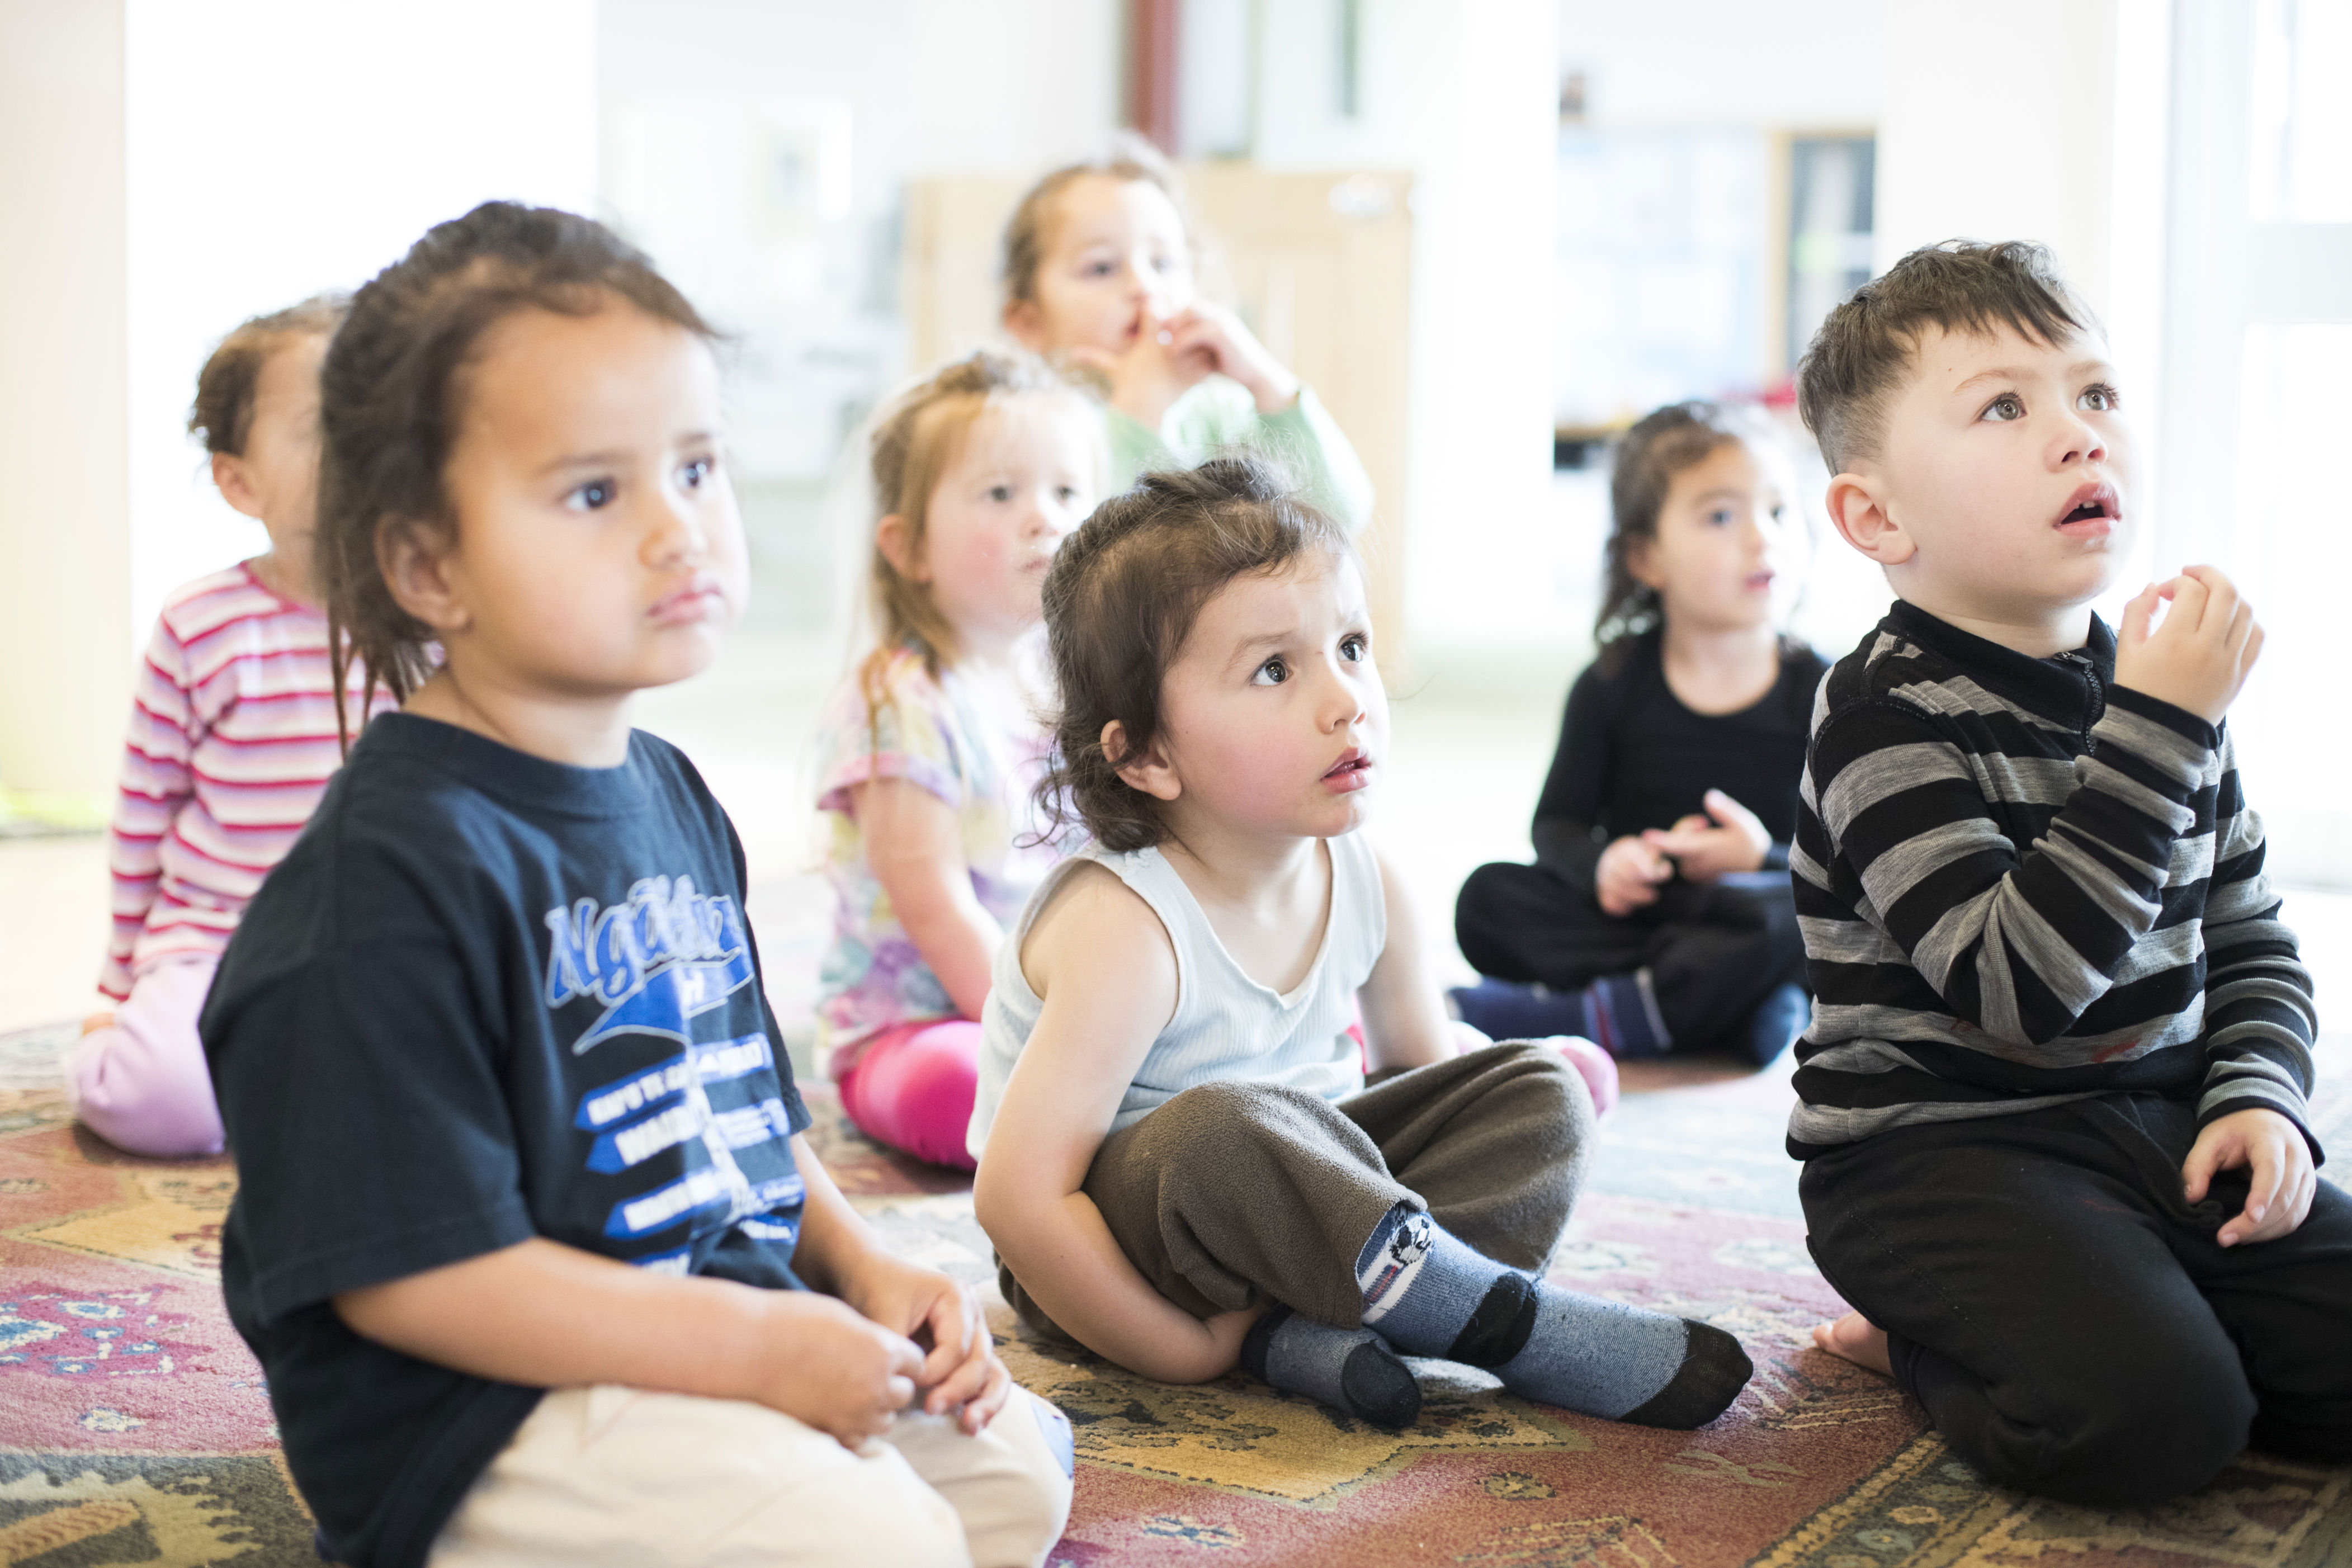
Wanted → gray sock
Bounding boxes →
[1494,1287,1752,1428]
[1239,1306,1420,1429]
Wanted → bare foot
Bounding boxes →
[1811,1311,1892,1377]
[80,1010,115,1037]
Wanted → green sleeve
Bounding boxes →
[1108,380,1377,533]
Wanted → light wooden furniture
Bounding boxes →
[901,164,1416,664]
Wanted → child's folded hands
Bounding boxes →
[1639,789,1772,885]
[2184,1106,2318,1248]
[837,1252,1012,1435]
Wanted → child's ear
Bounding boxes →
[1103,719,1180,802]
[1002,297,1047,352]
[1825,472,1916,567]
[378,519,471,635]
[211,452,265,521]
[1625,534,1664,590]
[875,513,928,583]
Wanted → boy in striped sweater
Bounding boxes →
[1788,241,2346,1504]
[72,294,391,1156]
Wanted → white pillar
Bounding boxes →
[0,1,133,797]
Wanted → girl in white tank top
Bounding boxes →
[968,461,1742,1438]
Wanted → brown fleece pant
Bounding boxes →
[999,1042,1595,1340]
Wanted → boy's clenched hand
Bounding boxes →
[755,1291,925,1447]
[2184,1107,2316,1248]
[2114,565,2263,724]
[840,1253,1012,1435]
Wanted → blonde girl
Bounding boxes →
[968,457,1750,1433]
[202,204,1071,1568]
[812,351,1104,1169]
[1000,138,1373,531]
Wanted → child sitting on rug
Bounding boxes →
[1452,402,1824,1067]
[73,292,396,1157]
[812,350,1102,1168]
[201,202,1071,1568]
[999,136,1374,531]
[969,456,1749,1433]
[1791,239,2346,1504]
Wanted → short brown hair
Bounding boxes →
[1796,239,2093,474]
[1000,133,1197,315]
[1035,454,1353,853]
[319,202,716,748]
[188,293,349,457]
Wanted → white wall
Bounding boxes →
[0,1,132,796]
[1873,0,2169,596]
[1252,0,1560,655]
[1558,0,1883,129]
[123,0,598,655]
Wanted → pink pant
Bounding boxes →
[68,957,225,1158]
[837,1019,981,1172]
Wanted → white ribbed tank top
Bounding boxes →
[967,832,1386,1161]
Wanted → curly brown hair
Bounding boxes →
[318,201,715,750]
[187,293,349,457]
[1594,400,1784,673]
[1033,454,1353,853]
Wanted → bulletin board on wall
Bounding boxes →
[1551,126,1873,456]
[900,165,1415,669]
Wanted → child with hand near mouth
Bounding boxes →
[999,138,1374,531]
[1452,402,1824,1069]
[1789,240,2346,1505]
[812,351,1103,1168]
[969,457,1751,1434]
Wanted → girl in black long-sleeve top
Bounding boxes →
[1452,403,1827,1065]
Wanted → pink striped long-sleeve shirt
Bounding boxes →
[100,562,395,1000]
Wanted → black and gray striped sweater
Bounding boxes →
[1787,600,2317,1160]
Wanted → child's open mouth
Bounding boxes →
[2054,482,2120,536]
[1322,748,1374,793]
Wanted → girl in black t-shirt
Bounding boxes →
[204,204,1072,1568]
[1451,403,1828,1067]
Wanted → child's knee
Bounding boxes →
[65,1017,224,1159]
[1961,1341,2254,1506]
[979,1391,1076,1566]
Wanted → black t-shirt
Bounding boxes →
[1528,631,1830,887]
[201,714,812,1568]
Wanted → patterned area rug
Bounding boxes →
[4,1018,2349,1566]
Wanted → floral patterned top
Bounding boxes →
[813,644,1059,1076]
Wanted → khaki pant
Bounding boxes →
[428,1384,1073,1568]
[1002,1042,1594,1337]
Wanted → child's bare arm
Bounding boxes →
[853,778,1003,1020]
[1357,844,1457,1072]
[973,865,1251,1383]
[333,1224,923,1447]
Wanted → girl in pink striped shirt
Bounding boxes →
[74,294,391,1155]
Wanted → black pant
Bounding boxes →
[1801,1094,2352,1506]
[1453,862,1805,1050]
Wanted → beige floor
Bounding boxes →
[7,627,2349,1047]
